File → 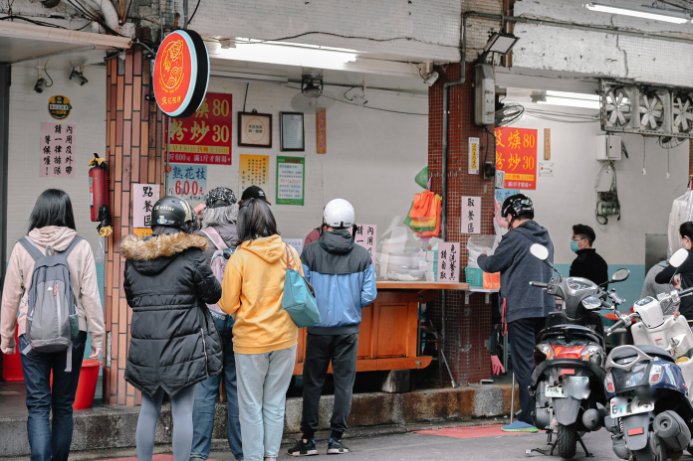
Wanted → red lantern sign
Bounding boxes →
[153,29,209,118]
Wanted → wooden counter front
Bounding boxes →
[292,281,468,375]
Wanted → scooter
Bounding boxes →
[528,243,630,459]
[603,248,693,461]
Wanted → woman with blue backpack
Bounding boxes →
[190,186,243,461]
[0,189,105,461]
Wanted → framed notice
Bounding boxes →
[276,156,305,206]
[167,92,233,165]
[238,111,272,148]
[280,112,305,152]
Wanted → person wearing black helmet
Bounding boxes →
[121,195,224,461]
[477,193,555,432]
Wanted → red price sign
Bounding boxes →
[167,92,233,165]
[495,127,538,190]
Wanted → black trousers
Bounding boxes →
[300,333,359,439]
[507,317,545,424]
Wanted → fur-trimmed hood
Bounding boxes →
[121,232,208,275]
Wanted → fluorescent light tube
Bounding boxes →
[540,96,600,109]
[585,2,690,24]
[214,38,358,71]
[545,90,600,101]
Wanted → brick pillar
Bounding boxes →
[104,49,166,406]
[427,62,496,385]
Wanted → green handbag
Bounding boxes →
[282,245,321,328]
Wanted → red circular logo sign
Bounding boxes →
[153,30,209,118]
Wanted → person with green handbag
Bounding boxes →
[288,198,377,457]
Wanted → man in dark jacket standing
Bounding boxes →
[289,198,377,456]
[478,194,554,432]
[569,224,608,286]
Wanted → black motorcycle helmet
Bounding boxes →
[501,193,534,221]
[151,195,195,231]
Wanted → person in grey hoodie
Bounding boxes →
[478,193,554,431]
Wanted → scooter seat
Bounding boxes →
[611,345,674,363]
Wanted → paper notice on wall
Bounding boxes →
[133,184,160,228]
[468,137,480,174]
[539,162,554,177]
[461,196,481,234]
[166,164,207,204]
[239,154,270,194]
[283,238,304,256]
[276,156,305,206]
[316,108,327,154]
[437,242,460,282]
[40,122,76,178]
[355,224,377,259]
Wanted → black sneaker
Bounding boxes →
[288,438,318,456]
[327,438,351,455]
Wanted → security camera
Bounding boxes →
[424,71,439,87]
[34,77,46,94]
[69,67,88,86]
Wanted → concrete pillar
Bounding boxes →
[427,62,496,385]
[104,49,166,406]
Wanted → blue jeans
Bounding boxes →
[191,313,243,460]
[19,332,87,461]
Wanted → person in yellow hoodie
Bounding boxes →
[220,197,300,461]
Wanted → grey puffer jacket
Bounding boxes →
[121,232,223,397]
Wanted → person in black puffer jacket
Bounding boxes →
[121,195,223,461]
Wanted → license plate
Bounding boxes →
[610,397,654,418]
[545,385,565,398]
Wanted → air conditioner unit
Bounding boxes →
[474,63,495,126]
[596,134,622,161]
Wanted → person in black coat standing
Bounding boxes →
[569,224,609,286]
[121,196,223,461]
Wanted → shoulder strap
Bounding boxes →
[18,237,44,261]
[201,228,227,251]
[284,243,296,271]
[63,236,83,258]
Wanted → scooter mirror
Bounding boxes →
[581,296,602,310]
[669,248,688,268]
[611,268,630,282]
[530,243,549,261]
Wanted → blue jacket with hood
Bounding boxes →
[477,220,555,324]
[301,229,377,335]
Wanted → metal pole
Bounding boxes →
[510,372,516,424]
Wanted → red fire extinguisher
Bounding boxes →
[88,153,113,237]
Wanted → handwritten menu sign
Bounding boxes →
[167,93,233,165]
[133,184,160,228]
[40,123,75,178]
[239,154,270,193]
[355,224,377,259]
[276,156,305,206]
[461,196,481,234]
[438,242,460,282]
[166,164,207,204]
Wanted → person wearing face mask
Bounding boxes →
[477,193,555,432]
[655,221,693,320]
[569,224,608,286]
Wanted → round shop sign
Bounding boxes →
[48,95,72,120]
[153,29,210,118]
